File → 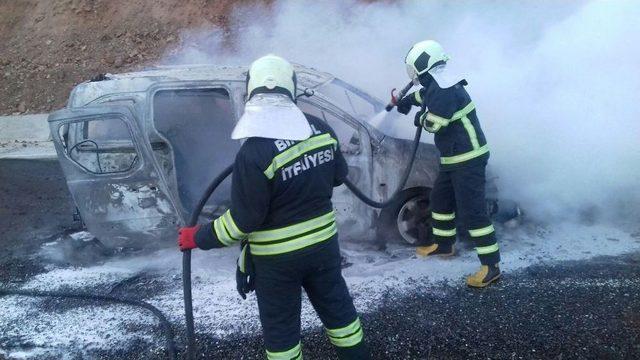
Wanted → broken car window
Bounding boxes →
[316,79,382,121]
[298,101,362,155]
[64,117,138,174]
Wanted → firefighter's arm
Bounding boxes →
[396,89,425,115]
[194,145,270,250]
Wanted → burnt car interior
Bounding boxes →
[152,88,239,219]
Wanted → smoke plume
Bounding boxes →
[161,0,640,224]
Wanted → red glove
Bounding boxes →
[178,225,200,251]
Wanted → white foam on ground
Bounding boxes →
[1,222,639,358]
[0,296,156,359]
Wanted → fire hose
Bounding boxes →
[0,288,178,359]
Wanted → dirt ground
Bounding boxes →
[0,0,272,115]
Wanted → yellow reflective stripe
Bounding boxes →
[249,211,335,242]
[426,101,476,125]
[451,102,476,121]
[213,217,237,246]
[426,112,450,126]
[251,222,338,256]
[433,227,456,237]
[414,91,423,104]
[476,243,499,255]
[422,113,442,133]
[250,223,337,256]
[469,225,495,237]
[326,318,361,338]
[432,212,455,221]
[329,327,364,348]
[419,113,428,127]
[326,318,364,348]
[460,116,480,149]
[251,223,336,254]
[440,144,489,165]
[222,210,246,239]
[238,244,247,273]
[266,342,302,360]
[263,134,337,179]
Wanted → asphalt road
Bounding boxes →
[88,252,639,360]
[1,158,639,359]
[4,254,639,360]
[0,159,80,284]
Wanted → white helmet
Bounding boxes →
[246,54,297,101]
[232,55,311,141]
[405,40,464,88]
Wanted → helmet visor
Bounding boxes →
[231,93,312,141]
[406,63,418,82]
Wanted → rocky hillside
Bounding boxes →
[0,0,271,115]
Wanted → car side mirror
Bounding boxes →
[296,88,315,99]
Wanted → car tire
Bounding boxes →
[376,187,432,247]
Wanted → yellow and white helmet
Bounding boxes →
[405,40,464,88]
[405,40,449,80]
[246,54,297,101]
[232,54,311,141]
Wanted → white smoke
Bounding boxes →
[161,0,640,224]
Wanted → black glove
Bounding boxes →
[235,242,255,300]
[396,95,414,115]
[236,267,255,300]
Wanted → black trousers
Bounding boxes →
[429,163,500,265]
[253,237,370,360]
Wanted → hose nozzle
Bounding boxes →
[385,81,414,112]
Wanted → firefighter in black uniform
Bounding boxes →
[396,40,501,288]
[178,55,370,359]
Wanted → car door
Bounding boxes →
[297,99,377,240]
[49,104,180,249]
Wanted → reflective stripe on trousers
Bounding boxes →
[266,342,303,360]
[325,317,364,348]
[469,224,499,255]
[432,211,456,245]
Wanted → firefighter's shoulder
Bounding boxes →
[235,137,276,170]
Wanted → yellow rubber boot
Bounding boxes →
[466,264,501,288]
[416,244,455,257]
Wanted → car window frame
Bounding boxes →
[58,112,143,176]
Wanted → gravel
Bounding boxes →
[94,253,640,360]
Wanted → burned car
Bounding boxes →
[48,64,516,249]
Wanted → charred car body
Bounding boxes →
[48,64,517,249]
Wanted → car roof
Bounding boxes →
[68,63,335,107]
[108,63,334,86]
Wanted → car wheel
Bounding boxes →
[376,187,432,247]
